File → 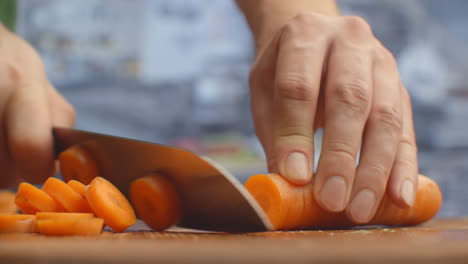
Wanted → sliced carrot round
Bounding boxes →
[36,218,104,236]
[15,183,64,214]
[129,173,182,231]
[67,180,87,197]
[0,214,36,233]
[0,190,17,214]
[86,177,136,232]
[42,177,93,213]
[36,212,94,220]
[59,145,99,185]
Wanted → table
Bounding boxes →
[1,218,467,263]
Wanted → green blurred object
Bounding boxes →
[0,0,17,31]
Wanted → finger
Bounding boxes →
[249,31,282,169]
[387,85,419,208]
[5,82,55,184]
[272,23,329,184]
[314,40,373,212]
[48,84,76,128]
[345,49,402,223]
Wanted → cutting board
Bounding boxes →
[1,218,467,263]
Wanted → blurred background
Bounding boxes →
[11,0,468,217]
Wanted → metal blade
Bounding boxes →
[53,127,271,232]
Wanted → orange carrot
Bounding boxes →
[67,180,87,197]
[15,183,64,214]
[59,145,99,185]
[36,218,104,236]
[86,177,136,232]
[42,177,93,213]
[129,173,182,231]
[244,174,442,230]
[0,214,36,233]
[36,212,94,220]
[0,191,17,214]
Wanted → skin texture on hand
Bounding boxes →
[237,1,419,224]
[0,25,76,188]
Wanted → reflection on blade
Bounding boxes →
[53,127,271,232]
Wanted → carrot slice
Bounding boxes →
[36,218,104,236]
[129,173,182,231]
[86,177,136,232]
[0,214,36,233]
[67,180,87,197]
[41,177,93,213]
[59,145,99,185]
[36,212,94,220]
[15,183,64,214]
[0,191,17,214]
[245,174,442,230]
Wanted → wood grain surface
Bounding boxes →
[1,218,467,264]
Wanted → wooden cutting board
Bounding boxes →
[1,218,467,264]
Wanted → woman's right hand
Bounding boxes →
[0,25,76,188]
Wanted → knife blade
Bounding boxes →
[53,127,272,232]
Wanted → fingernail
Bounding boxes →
[319,176,347,212]
[401,180,415,207]
[283,152,309,183]
[348,189,376,223]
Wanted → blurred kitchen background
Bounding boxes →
[12,0,468,217]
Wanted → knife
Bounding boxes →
[53,127,272,232]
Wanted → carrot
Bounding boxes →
[15,183,64,214]
[86,177,136,232]
[0,190,17,214]
[0,214,36,233]
[36,218,104,236]
[67,180,87,197]
[244,174,442,230]
[129,173,182,231]
[59,145,99,185]
[42,177,93,213]
[36,212,94,220]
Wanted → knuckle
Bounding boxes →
[282,12,326,40]
[324,140,356,163]
[364,163,391,183]
[276,75,316,102]
[342,16,372,35]
[395,154,418,169]
[371,104,402,132]
[291,12,322,26]
[374,45,397,67]
[333,80,370,115]
[400,136,418,153]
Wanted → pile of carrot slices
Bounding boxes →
[1,176,137,236]
[0,144,183,236]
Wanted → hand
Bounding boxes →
[0,25,75,188]
[249,13,418,224]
